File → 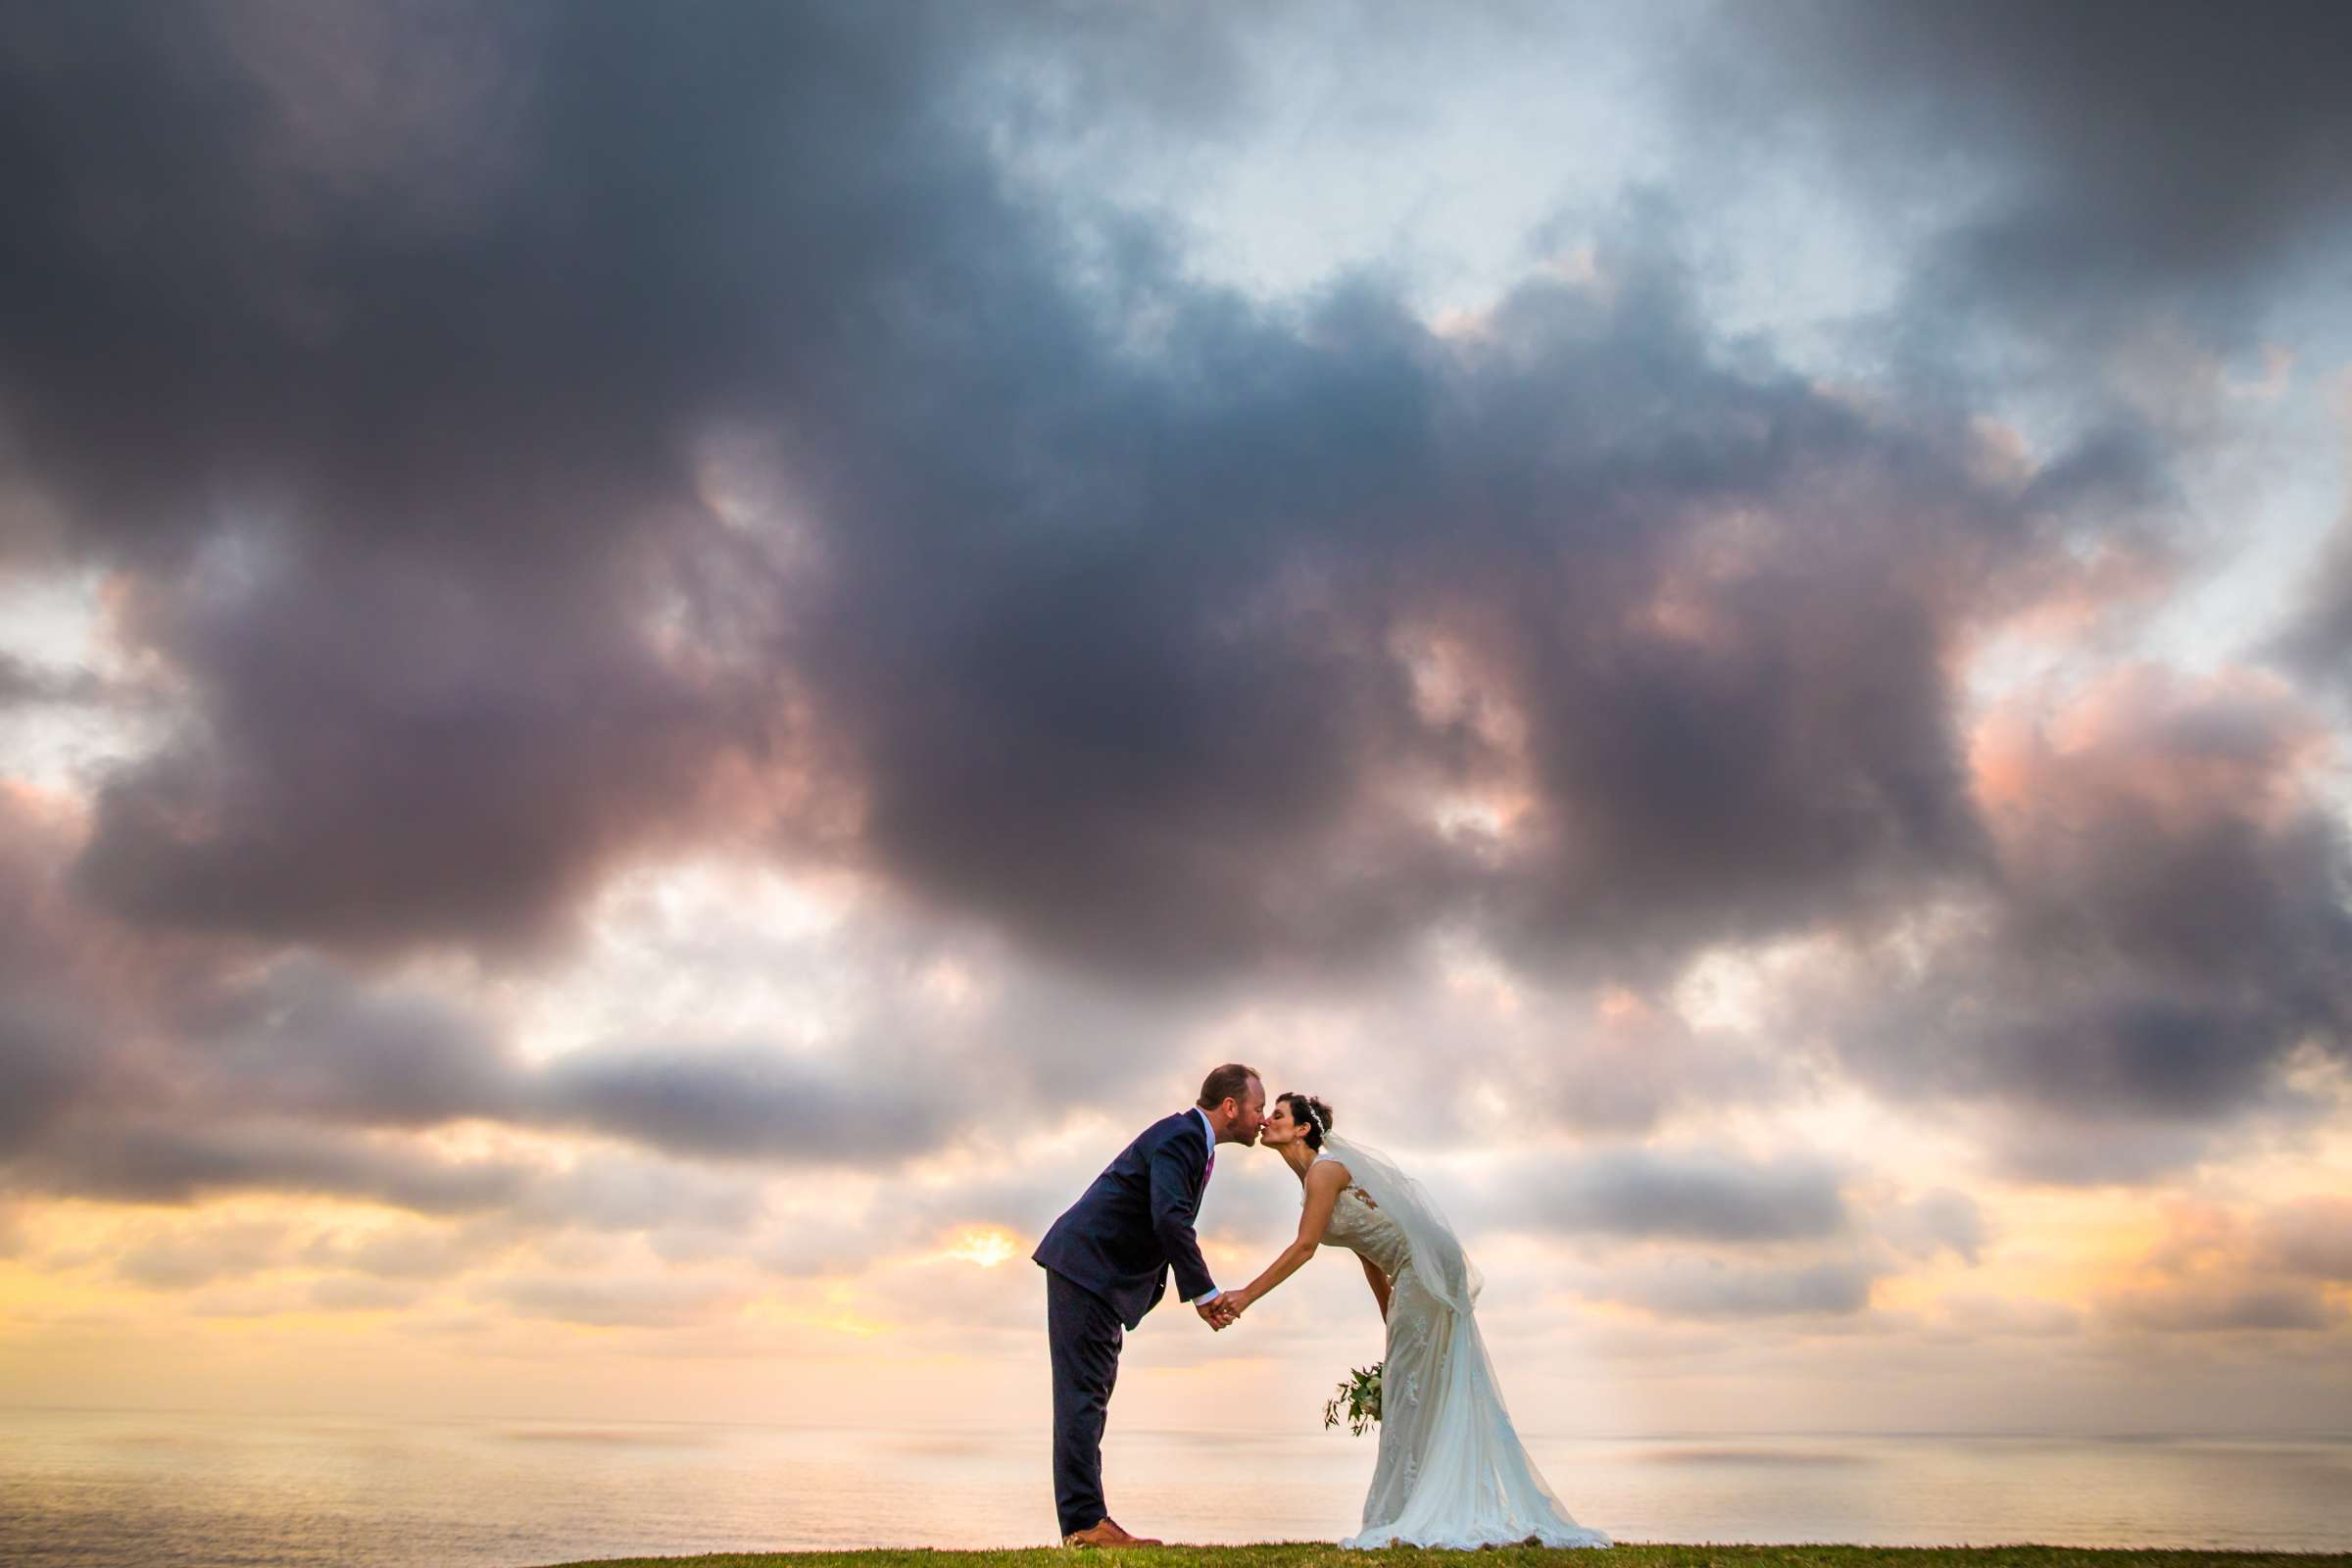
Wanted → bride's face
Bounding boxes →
[1262,1101,1302,1148]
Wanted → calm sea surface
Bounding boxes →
[4,1407,2348,1566]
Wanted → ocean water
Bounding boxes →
[3,1407,2349,1567]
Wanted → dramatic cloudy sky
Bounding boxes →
[4,0,2351,1441]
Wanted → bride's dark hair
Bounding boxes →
[1277,1092,1334,1151]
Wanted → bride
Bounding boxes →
[1213,1094,1610,1550]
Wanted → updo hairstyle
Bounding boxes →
[1278,1092,1335,1152]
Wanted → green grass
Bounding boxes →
[536,1546,2352,1568]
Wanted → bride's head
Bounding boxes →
[1263,1092,1335,1152]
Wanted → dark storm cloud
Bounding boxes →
[1518,1148,1850,1244]
[0,0,949,566]
[0,771,1190,1209]
[0,840,1173,1214]
[2108,1283,2335,1335]
[491,917,1211,1167]
[1812,669,2352,1180]
[17,1116,536,1211]
[794,217,2110,984]
[2274,507,2352,693]
[1499,1148,1982,1325]
[1984,1121,2216,1190]
[1697,0,2352,340]
[171,951,521,1127]
[0,806,537,1194]
[1,975,951,1208]
[1663,0,2352,1175]
[1514,1152,1994,1325]
[68,550,765,956]
[531,1040,956,1166]
[0,789,167,1159]
[2264,1199,2352,1282]
[7,1082,790,1236]
[0,652,107,707]
[3,0,2342,1218]
[0,995,103,1157]
[1596,1255,1880,1321]
[3,0,2140,987]
[0,808,521,1202]
[2,0,956,954]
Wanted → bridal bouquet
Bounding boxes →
[1323,1361,1382,1436]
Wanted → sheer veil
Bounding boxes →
[1319,1128,1483,1314]
[1304,1108,1609,1550]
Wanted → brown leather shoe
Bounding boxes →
[1062,1518,1162,1548]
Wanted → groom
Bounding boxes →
[1033,1063,1267,1548]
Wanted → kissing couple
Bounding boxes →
[1033,1062,1612,1551]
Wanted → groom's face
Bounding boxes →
[1233,1079,1266,1144]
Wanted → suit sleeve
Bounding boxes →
[1149,1132,1217,1303]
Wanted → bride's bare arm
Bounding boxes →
[1359,1251,1391,1320]
[1223,1161,1348,1317]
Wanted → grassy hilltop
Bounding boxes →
[537,1544,2352,1568]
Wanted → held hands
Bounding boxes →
[1199,1290,1249,1330]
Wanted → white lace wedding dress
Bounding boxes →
[1314,1150,1610,1550]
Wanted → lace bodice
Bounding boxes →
[1314,1152,1413,1278]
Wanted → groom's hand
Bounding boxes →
[1200,1294,1244,1329]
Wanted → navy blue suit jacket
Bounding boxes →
[1033,1111,1217,1330]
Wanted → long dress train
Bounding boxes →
[1313,1151,1610,1550]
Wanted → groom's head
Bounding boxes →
[1197,1063,1266,1146]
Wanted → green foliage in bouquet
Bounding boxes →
[1322,1361,1383,1437]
